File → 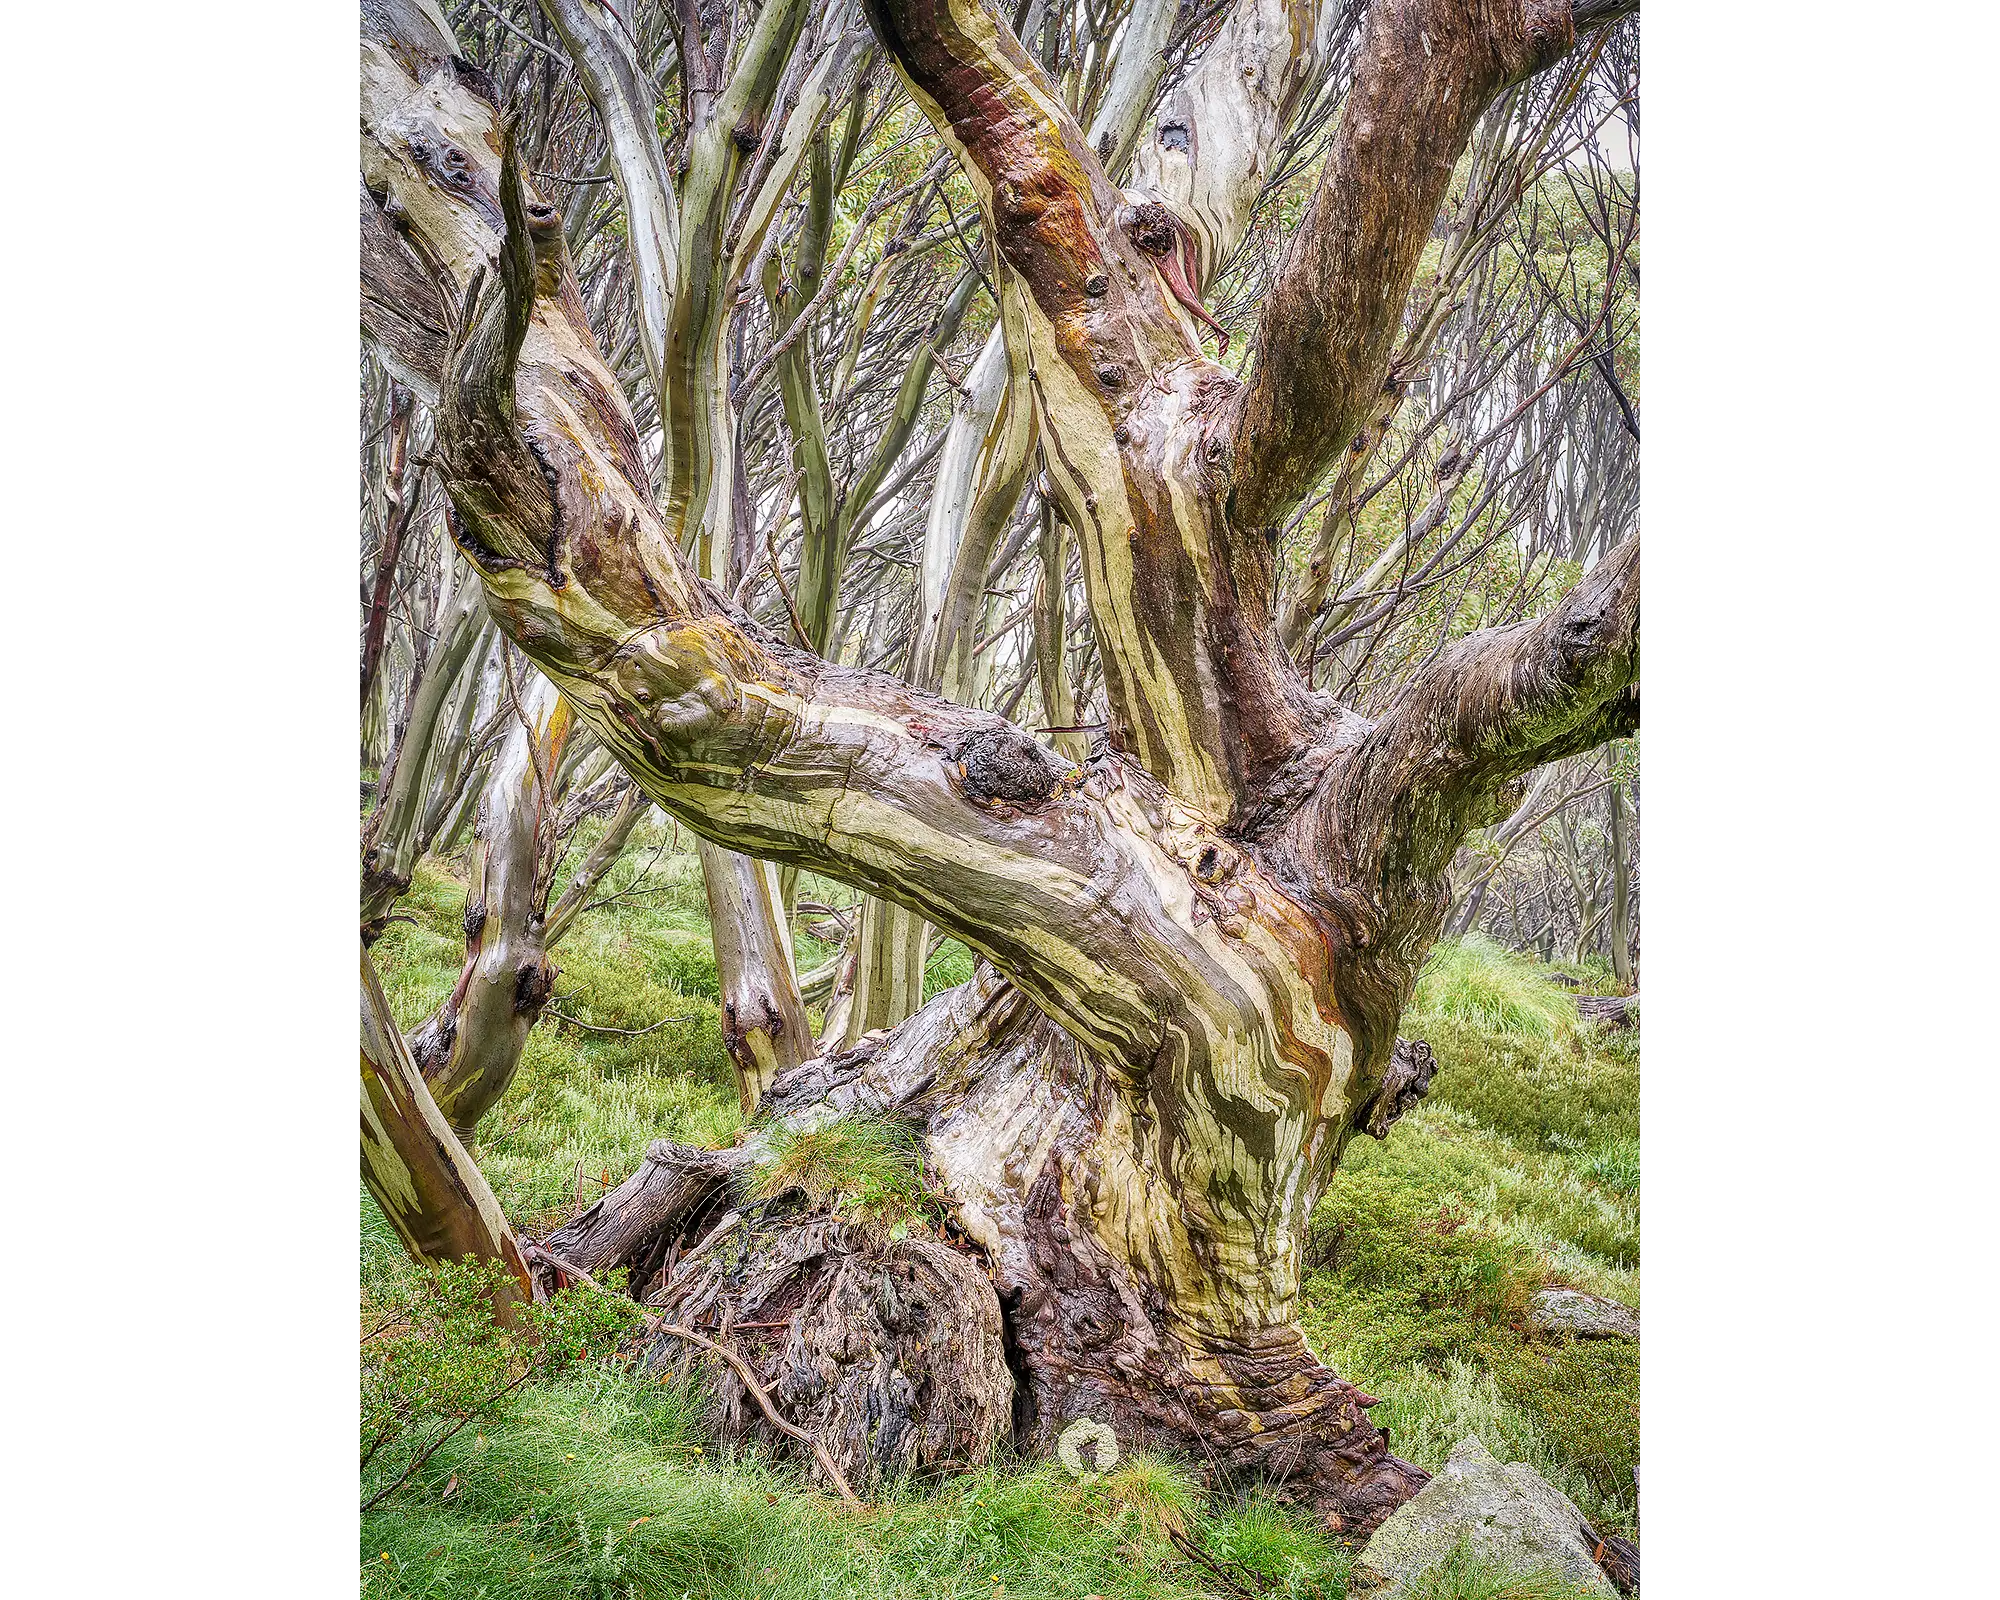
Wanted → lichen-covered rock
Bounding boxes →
[1529,1287,1640,1341]
[1351,1435,1618,1598]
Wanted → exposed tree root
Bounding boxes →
[643,1210,1013,1493]
[524,982,1436,1535]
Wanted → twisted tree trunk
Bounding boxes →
[839,0,1359,1039]
[359,0,1637,1537]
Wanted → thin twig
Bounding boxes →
[1166,1526,1261,1598]
[762,523,816,650]
[544,1004,691,1037]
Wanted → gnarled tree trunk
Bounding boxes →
[360,0,1638,1538]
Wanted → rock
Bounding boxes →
[1352,1436,1619,1598]
[1529,1288,1640,1341]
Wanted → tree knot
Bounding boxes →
[952,726,1066,808]
[513,958,557,1015]
[1357,1038,1437,1140]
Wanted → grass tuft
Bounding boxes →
[1411,937,1581,1042]
[749,1115,930,1225]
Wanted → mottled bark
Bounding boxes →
[699,840,813,1110]
[361,942,533,1318]
[358,0,1638,1536]
[408,672,570,1138]
[367,0,820,1109]
[836,897,931,1048]
[844,0,1357,1032]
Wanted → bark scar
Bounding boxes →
[952,726,1067,807]
[1122,201,1229,354]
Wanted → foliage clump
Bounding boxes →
[361,1258,644,1513]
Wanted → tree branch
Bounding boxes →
[1335,535,1639,884]
[1224,0,1589,531]
[362,19,1359,1075]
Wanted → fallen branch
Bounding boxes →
[1577,993,1638,1028]
[544,1003,692,1037]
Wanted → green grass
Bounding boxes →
[749,1114,931,1225]
[362,1372,1348,1600]
[1410,935,1583,1042]
[365,825,1639,1595]
[1299,936,1641,1537]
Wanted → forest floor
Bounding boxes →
[362,813,1639,1600]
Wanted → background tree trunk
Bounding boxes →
[407,669,570,1138]
[1608,775,1634,988]
[361,944,532,1320]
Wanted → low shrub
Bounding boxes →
[361,1259,644,1514]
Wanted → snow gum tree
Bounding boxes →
[359,0,1638,1539]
